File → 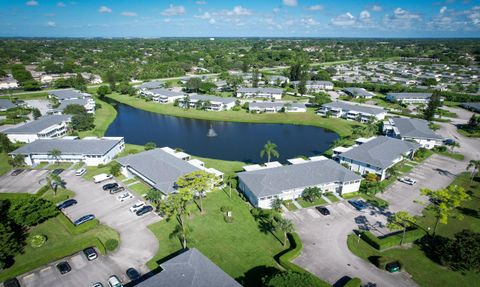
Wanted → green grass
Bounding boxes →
[457,128,480,138]
[147,190,285,285]
[83,163,115,181]
[325,193,339,203]
[435,151,465,161]
[107,93,358,138]
[33,162,49,170]
[79,96,117,138]
[193,156,246,174]
[0,92,48,100]
[45,162,73,170]
[128,181,152,197]
[39,188,75,204]
[0,152,13,175]
[283,200,299,211]
[296,197,327,208]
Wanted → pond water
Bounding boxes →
[105,103,339,163]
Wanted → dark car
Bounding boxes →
[386,261,401,273]
[315,206,330,215]
[109,186,125,194]
[51,169,64,175]
[348,199,367,211]
[73,214,95,226]
[56,261,72,274]
[10,169,24,176]
[83,247,98,261]
[103,182,119,191]
[444,138,456,145]
[126,268,141,281]
[136,205,153,216]
[57,199,78,210]
[3,278,21,287]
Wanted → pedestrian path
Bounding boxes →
[291,199,302,209]
[321,195,332,204]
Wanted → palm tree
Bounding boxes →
[467,160,480,182]
[260,141,280,163]
[386,165,400,179]
[224,174,237,198]
[48,149,62,165]
[277,218,294,246]
[271,198,284,212]
[48,173,62,195]
[450,141,460,153]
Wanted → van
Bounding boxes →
[75,168,87,176]
[93,173,113,184]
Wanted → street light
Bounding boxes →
[357,233,361,243]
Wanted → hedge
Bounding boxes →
[58,213,100,235]
[343,278,362,287]
[360,229,425,250]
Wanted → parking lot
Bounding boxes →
[0,169,49,193]
[17,170,162,287]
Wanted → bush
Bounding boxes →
[8,197,59,227]
[361,229,425,250]
[264,270,327,287]
[343,278,362,287]
[29,234,47,248]
[105,239,119,252]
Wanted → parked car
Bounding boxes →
[57,199,78,210]
[51,169,64,175]
[75,168,87,176]
[73,214,95,226]
[444,138,456,145]
[10,169,24,176]
[126,268,141,281]
[117,192,133,202]
[348,200,367,211]
[108,275,123,287]
[56,261,72,274]
[94,173,113,184]
[398,177,416,185]
[92,283,104,287]
[3,278,21,287]
[386,261,401,273]
[109,186,125,194]
[83,247,98,261]
[136,205,153,216]
[315,206,330,215]
[103,182,119,191]
[130,201,146,213]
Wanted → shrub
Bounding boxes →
[361,229,425,250]
[8,197,59,227]
[343,278,362,287]
[220,205,232,213]
[105,239,119,252]
[29,234,47,248]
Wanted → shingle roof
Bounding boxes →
[189,94,236,104]
[237,87,283,94]
[339,136,420,169]
[390,117,443,140]
[249,102,284,109]
[54,98,90,112]
[137,81,163,90]
[150,88,184,98]
[461,102,480,113]
[10,137,123,156]
[238,159,362,198]
[116,148,198,194]
[135,248,241,287]
[323,101,385,116]
[4,115,71,134]
[343,87,373,97]
[387,92,432,99]
[0,99,16,110]
[49,89,90,100]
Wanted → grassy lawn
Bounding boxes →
[283,200,298,211]
[296,197,327,208]
[128,181,152,197]
[325,193,339,203]
[147,190,285,286]
[45,162,73,170]
[193,156,246,174]
[83,163,114,181]
[39,188,75,204]
[33,162,50,170]
[0,152,12,175]
[348,173,480,287]
[79,96,117,138]
[435,151,465,161]
[107,93,358,138]
[0,92,48,100]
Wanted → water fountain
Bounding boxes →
[207,124,217,137]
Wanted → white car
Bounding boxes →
[117,192,133,202]
[399,177,416,185]
[108,275,123,287]
[130,201,146,213]
[75,168,86,176]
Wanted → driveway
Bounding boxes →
[17,170,162,287]
[0,169,49,193]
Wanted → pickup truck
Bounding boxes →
[93,173,113,184]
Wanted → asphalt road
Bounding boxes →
[0,169,49,193]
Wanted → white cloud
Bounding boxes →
[121,11,138,17]
[195,12,212,19]
[305,5,323,11]
[283,0,298,7]
[57,2,65,7]
[47,21,56,27]
[371,5,382,12]
[393,7,421,20]
[209,18,216,24]
[196,1,207,4]
[440,6,448,14]
[161,5,186,16]
[99,6,112,13]
[301,17,320,26]
[360,10,371,20]
[331,12,356,26]
[383,8,422,29]
[226,6,252,16]
[272,7,281,14]
[163,18,171,23]
[26,0,38,6]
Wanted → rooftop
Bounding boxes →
[150,88,184,97]
[237,87,283,94]
[389,117,443,140]
[323,101,385,116]
[4,115,71,134]
[387,92,432,99]
[49,89,91,100]
[0,99,16,110]
[189,94,236,104]
[137,81,163,90]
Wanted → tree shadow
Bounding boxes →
[457,207,479,218]
[236,265,280,287]
[333,276,352,287]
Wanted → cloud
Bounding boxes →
[57,2,65,7]
[161,5,186,16]
[383,7,422,29]
[26,0,38,6]
[163,18,171,23]
[331,12,356,26]
[99,6,112,13]
[195,12,212,19]
[360,10,371,20]
[121,11,138,17]
[209,18,216,24]
[300,17,320,27]
[371,5,382,12]
[305,5,323,11]
[283,0,298,7]
[226,6,252,16]
[440,6,448,14]
[47,21,56,27]
[196,1,207,4]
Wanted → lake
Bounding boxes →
[105,103,339,163]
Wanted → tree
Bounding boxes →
[0,133,15,153]
[71,114,94,131]
[468,114,479,128]
[144,142,157,151]
[48,173,63,195]
[423,92,442,121]
[32,108,41,120]
[386,165,400,179]
[109,162,121,177]
[421,185,470,237]
[263,271,320,287]
[387,211,416,245]
[439,230,480,271]
[0,219,25,269]
[467,160,480,181]
[159,189,194,249]
[145,189,162,211]
[97,85,111,98]
[271,198,284,212]
[186,77,202,93]
[176,170,217,214]
[449,141,460,153]
[48,149,62,164]
[226,75,243,92]
[224,173,237,198]
[183,95,190,110]
[277,218,294,246]
[8,197,58,227]
[302,187,321,203]
[260,140,280,163]
[63,104,87,115]
[8,154,25,168]
[252,69,260,88]
[298,72,308,95]
[365,173,378,182]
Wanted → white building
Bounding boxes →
[386,92,435,104]
[383,117,444,149]
[179,94,236,111]
[50,98,96,114]
[238,157,362,209]
[236,87,283,100]
[10,137,125,166]
[4,115,71,143]
[343,87,375,99]
[317,101,387,122]
[248,102,307,113]
[292,80,334,92]
[0,76,19,90]
[146,88,185,104]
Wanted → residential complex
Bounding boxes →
[4,115,71,143]
[236,87,283,100]
[383,117,443,149]
[48,89,96,114]
[179,94,236,111]
[317,101,387,122]
[386,92,433,104]
[248,102,307,113]
[0,99,16,111]
[343,87,375,99]
[145,88,185,104]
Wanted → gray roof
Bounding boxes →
[189,94,236,104]
[137,81,163,90]
[249,102,305,109]
[49,89,91,100]
[238,159,362,198]
[116,148,198,194]
[306,80,333,86]
[135,248,241,287]
[460,102,480,113]
[54,99,90,112]
[4,115,71,134]
[339,136,420,169]
[343,87,373,97]
[0,99,16,110]
[387,93,432,100]
[10,137,123,156]
[390,117,443,140]
[150,88,184,98]
[237,87,283,94]
[323,101,385,116]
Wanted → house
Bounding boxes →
[268,75,289,86]
[148,88,185,104]
[460,102,480,113]
[9,137,125,166]
[136,81,164,93]
[236,87,283,100]
[386,92,434,104]
[317,101,387,122]
[0,99,16,111]
[49,89,93,106]
[117,147,223,196]
[343,87,374,99]
[334,136,421,181]
[248,102,307,113]
[238,157,362,209]
[293,80,334,92]
[179,94,236,111]
[4,115,71,143]
[0,76,18,89]
[49,98,96,114]
[133,248,241,287]
[383,117,444,149]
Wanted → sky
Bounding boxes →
[0,0,479,38]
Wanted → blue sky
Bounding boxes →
[1,0,479,37]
